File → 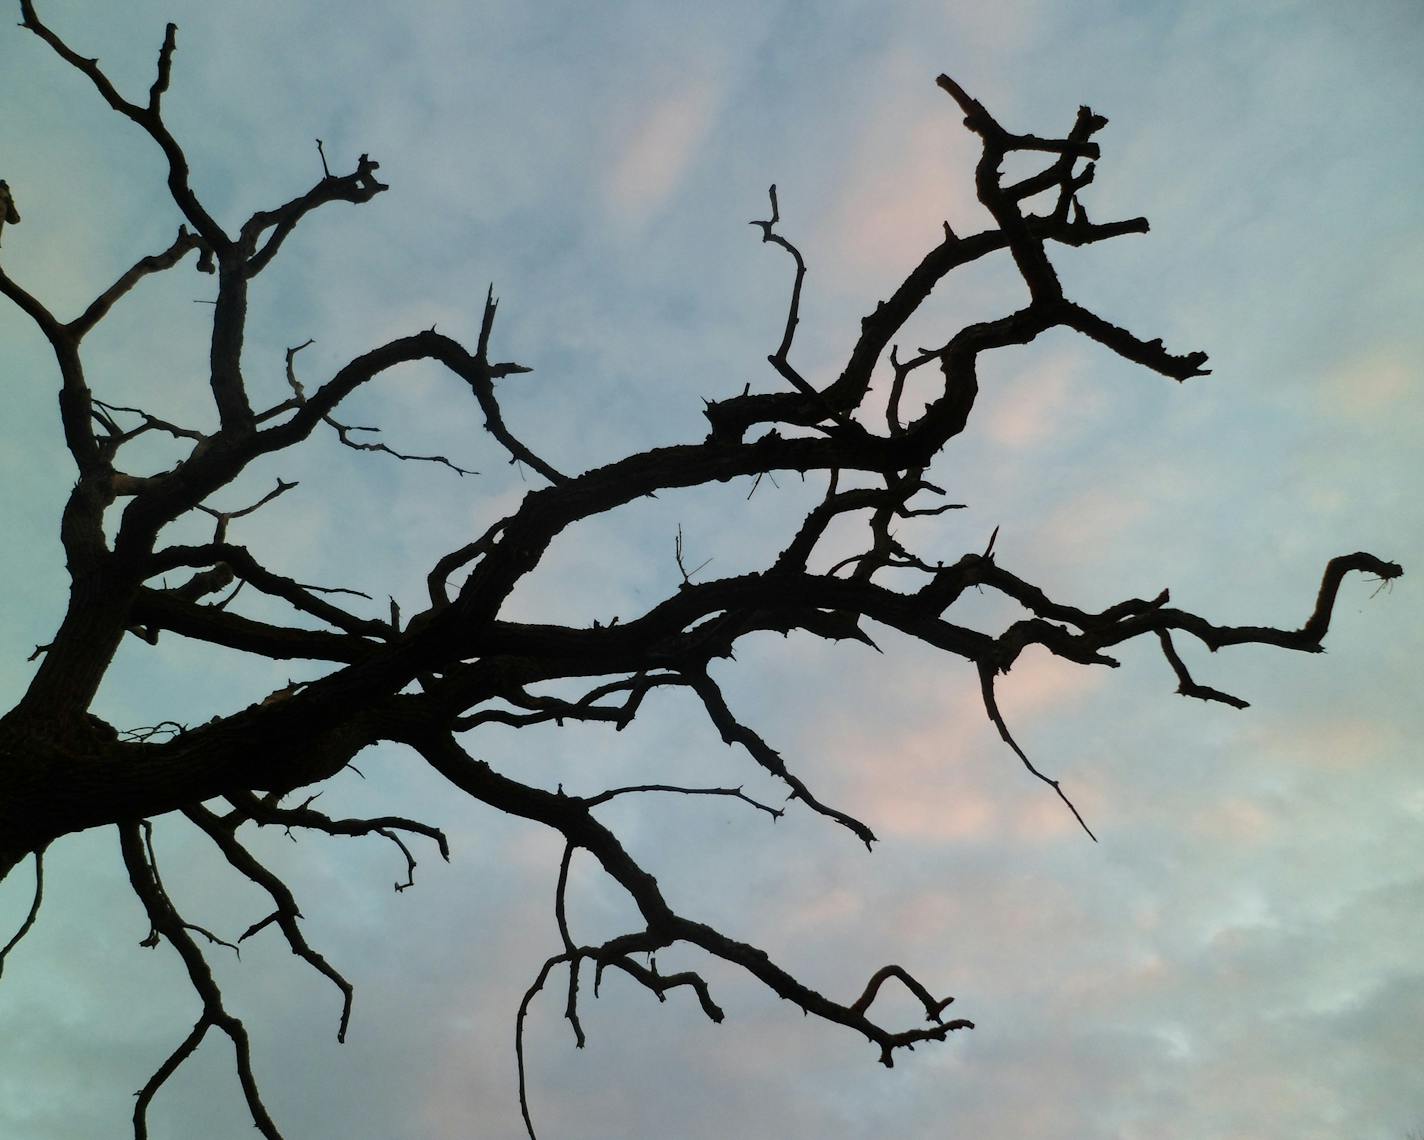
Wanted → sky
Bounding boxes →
[0,1,1421,1138]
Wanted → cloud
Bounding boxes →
[1191,795,1275,844]
[604,80,720,222]
[820,98,980,280]
[1037,483,1149,560]
[1317,348,1416,423]
[981,345,1105,450]
[821,646,1106,845]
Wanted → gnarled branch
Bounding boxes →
[0,30,1401,1140]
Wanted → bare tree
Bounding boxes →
[0,5,1402,1138]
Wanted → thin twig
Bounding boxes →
[0,851,44,979]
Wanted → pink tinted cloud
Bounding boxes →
[604,81,718,220]
[1191,796,1275,845]
[982,348,1102,451]
[779,882,864,934]
[1240,714,1392,772]
[1317,348,1413,421]
[995,644,1106,713]
[1037,483,1148,556]
[816,681,995,843]
[820,101,980,280]
[831,650,1106,844]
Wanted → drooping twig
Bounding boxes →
[685,669,877,847]
[0,850,43,980]
[224,789,449,889]
[977,661,1096,841]
[186,803,355,1043]
[1156,629,1250,708]
[552,842,586,1049]
[280,340,478,475]
[136,820,240,954]
[516,952,566,1140]
[118,821,283,1140]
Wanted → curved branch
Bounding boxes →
[849,963,956,1021]
[278,339,478,475]
[1156,630,1250,708]
[750,184,817,398]
[453,673,688,732]
[224,788,450,879]
[0,850,43,980]
[0,260,65,343]
[978,661,1097,841]
[241,154,387,276]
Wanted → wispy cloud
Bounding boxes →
[604,80,721,222]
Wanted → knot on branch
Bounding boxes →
[353,153,386,195]
[0,179,19,248]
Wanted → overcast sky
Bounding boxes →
[1,1,1421,1138]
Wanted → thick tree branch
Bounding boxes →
[132,587,378,662]
[149,542,387,639]
[0,261,65,343]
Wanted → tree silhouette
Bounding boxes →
[0,5,1402,1138]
